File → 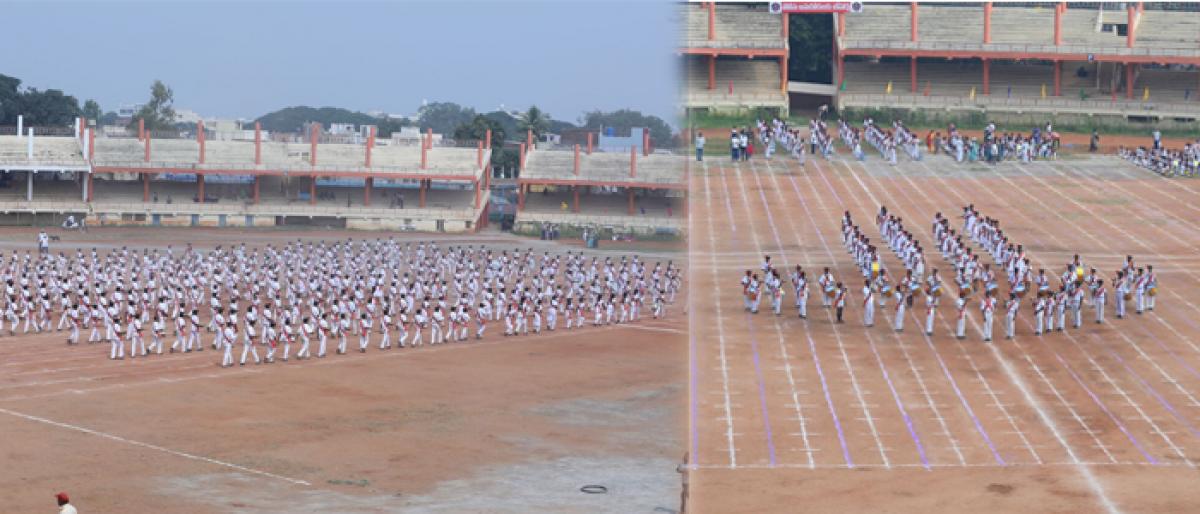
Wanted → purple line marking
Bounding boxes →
[804,329,854,468]
[743,314,778,467]
[811,161,1007,466]
[751,164,930,468]
[717,165,777,467]
[689,329,699,468]
[1036,336,1160,465]
[1104,344,1200,441]
[783,173,860,467]
[1141,324,1200,382]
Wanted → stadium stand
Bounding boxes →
[679,2,789,115]
[513,131,685,238]
[834,3,1200,121]
[0,119,490,232]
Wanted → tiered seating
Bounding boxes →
[844,4,1200,53]
[682,57,786,110]
[521,148,683,187]
[90,137,483,178]
[679,3,784,49]
[0,135,87,169]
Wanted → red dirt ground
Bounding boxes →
[0,229,686,513]
[687,152,1200,513]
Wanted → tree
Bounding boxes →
[0,74,21,125]
[453,114,516,171]
[516,105,550,140]
[255,106,408,135]
[131,80,176,132]
[18,88,81,126]
[787,14,833,85]
[417,102,476,136]
[581,109,675,148]
[82,99,101,123]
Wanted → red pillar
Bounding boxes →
[252,176,259,204]
[837,54,845,87]
[526,129,533,148]
[573,186,580,213]
[630,146,637,178]
[366,126,375,168]
[574,144,580,175]
[86,173,93,202]
[837,12,845,36]
[426,128,433,149]
[365,177,372,206]
[983,2,992,43]
[197,120,206,164]
[1053,2,1063,46]
[1127,5,1137,48]
[144,130,151,162]
[138,118,145,142]
[642,129,650,157]
[254,122,262,165]
[982,58,990,95]
[1126,63,1135,99]
[420,133,428,169]
[79,117,86,144]
[88,126,95,161]
[781,12,788,38]
[780,55,788,92]
[476,141,483,168]
[910,2,918,42]
[627,188,635,215]
[197,174,205,203]
[143,173,149,202]
[707,1,715,41]
[586,132,594,155]
[309,176,316,205]
[910,57,918,93]
[419,180,427,208]
[516,184,524,211]
[1053,60,1061,96]
[474,178,481,209]
[310,122,318,166]
[484,129,492,149]
[519,143,527,171]
[708,55,716,90]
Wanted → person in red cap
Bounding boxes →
[56,492,77,514]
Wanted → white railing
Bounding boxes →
[0,200,481,220]
[517,210,684,230]
[840,38,1200,58]
[837,93,1200,118]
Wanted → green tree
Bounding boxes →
[0,74,21,125]
[516,105,550,140]
[18,88,81,126]
[82,99,101,123]
[787,14,834,85]
[417,102,476,136]
[453,114,516,171]
[581,109,675,148]
[131,80,176,131]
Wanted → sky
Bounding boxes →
[5,0,679,125]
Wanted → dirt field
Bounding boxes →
[0,228,686,513]
[687,152,1200,513]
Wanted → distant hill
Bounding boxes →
[255,106,407,135]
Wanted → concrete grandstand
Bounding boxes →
[0,118,490,232]
[680,2,790,114]
[514,130,686,238]
[836,2,1200,123]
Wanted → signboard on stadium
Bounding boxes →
[768,1,863,14]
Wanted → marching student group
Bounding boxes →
[5,239,682,365]
[740,204,1158,342]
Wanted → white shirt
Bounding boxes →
[60,504,78,514]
